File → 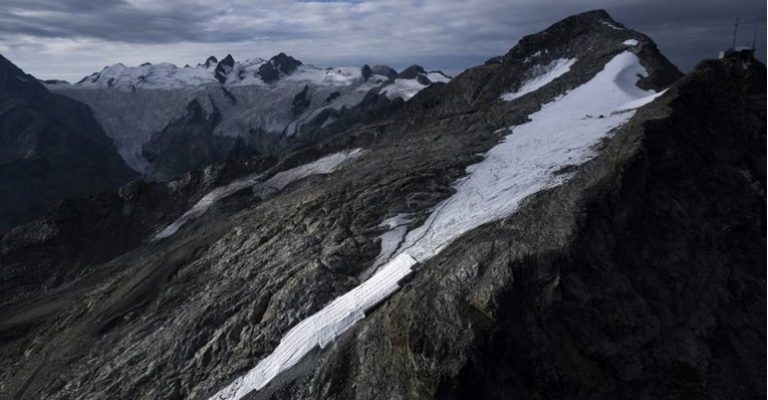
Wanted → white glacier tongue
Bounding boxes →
[209,253,419,400]
[208,51,663,400]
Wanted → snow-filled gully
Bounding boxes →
[154,148,365,241]
[209,51,664,400]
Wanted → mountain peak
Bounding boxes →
[204,55,218,68]
[0,54,48,97]
[257,53,302,84]
[214,54,235,83]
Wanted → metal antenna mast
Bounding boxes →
[731,17,740,48]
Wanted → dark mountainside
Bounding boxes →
[0,55,137,233]
[0,10,765,400]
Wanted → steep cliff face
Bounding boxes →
[0,55,137,233]
[0,10,763,400]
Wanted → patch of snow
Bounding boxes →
[209,252,419,400]
[208,51,663,399]
[623,39,639,46]
[259,148,365,193]
[426,71,451,83]
[380,78,427,100]
[154,148,364,240]
[501,58,576,101]
[602,21,624,30]
[614,89,667,112]
[153,171,264,240]
[282,65,363,87]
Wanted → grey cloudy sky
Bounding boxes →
[0,0,764,82]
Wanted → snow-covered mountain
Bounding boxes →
[1,10,764,400]
[48,53,450,180]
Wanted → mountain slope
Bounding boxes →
[0,10,763,400]
[0,55,137,233]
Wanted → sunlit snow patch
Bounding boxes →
[501,58,576,101]
[153,172,264,240]
[259,148,365,193]
[380,78,428,100]
[208,51,664,400]
[154,148,364,240]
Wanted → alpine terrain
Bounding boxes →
[0,10,765,400]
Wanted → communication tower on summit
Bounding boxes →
[719,17,756,60]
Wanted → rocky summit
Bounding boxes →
[0,9,765,400]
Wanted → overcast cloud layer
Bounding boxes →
[0,0,764,81]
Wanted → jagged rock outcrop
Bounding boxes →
[0,10,763,400]
[371,65,398,80]
[205,56,219,68]
[214,54,236,84]
[361,64,373,81]
[258,53,303,84]
[0,55,136,233]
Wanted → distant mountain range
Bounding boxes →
[47,53,450,180]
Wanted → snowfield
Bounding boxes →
[381,78,429,100]
[208,51,664,400]
[501,58,576,101]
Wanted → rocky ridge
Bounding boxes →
[0,55,137,234]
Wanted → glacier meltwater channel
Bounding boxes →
[209,51,666,399]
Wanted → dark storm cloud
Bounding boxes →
[0,0,237,43]
[0,0,764,81]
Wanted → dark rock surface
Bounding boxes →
[214,55,235,84]
[371,64,398,80]
[361,64,373,81]
[0,55,137,233]
[291,85,312,116]
[397,64,427,80]
[205,56,219,68]
[0,10,763,400]
[258,53,303,84]
[140,98,261,182]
